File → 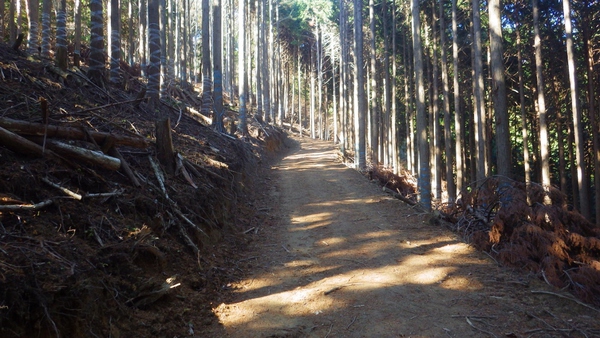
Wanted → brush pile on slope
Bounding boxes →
[441,177,600,307]
[0,44,284,337]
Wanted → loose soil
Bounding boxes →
[214,136,600,337]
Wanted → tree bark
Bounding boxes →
[440,0,455,203]
[472,0,486,181]
[563,0,589,218]
[411,0,431,211]
[212,0,225,133]
[354,0,366,170]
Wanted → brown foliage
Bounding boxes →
[451,177,600,307]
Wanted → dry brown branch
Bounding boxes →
[531,290,600,313]
[73,98,146,115]
[41,177,83,200]
[108,147,141,187]
[0,199,54,211]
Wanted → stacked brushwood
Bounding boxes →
[447,177,600,307]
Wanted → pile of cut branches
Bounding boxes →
[449,177,600,307]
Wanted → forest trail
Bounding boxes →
[213,136,598,337]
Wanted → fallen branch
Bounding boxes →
[176,154,197,188]
[0,199,54,211]
[41,178,82,200]
[73,98,146,115]
[108,147,141,187]
[383,186,417,206]
[148,156,168,198]
[531,290,600,313]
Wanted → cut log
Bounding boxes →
[0,125,61,160]
[0,117,149,148]
[32,139,121,170]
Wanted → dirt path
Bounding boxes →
[214,137,599,337]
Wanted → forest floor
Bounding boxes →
[213,136,600,338]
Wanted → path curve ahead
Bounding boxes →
[215,136,597,338]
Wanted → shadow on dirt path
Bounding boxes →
[214,136,599,338]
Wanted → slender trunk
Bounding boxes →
[369,0,378,165]
[354,0,366,170]
[452,0,463,194]
[238,0,248,134]
[411,0,431,210]
[432,5,441,201]
[139,0,147,77]
[310,49,315,138]
[212,0,225,132]
[516,22,530,188]
[8,0,16,44]
[109,0,121,84]
[127,0,134,65]
[489,0,510,178]
[532,0,550,199]
[563,0,589,218]
[26,0,39,53]
[147,0,161,108]
[88,0,105,85]
[298,47,302,137]
[201,0,212,116]
[391,0,398,174]
[160,0,168,96]
[583,12,599,224]
[74,0,82,66]
[440,0,455,202]
[472,0,486,181]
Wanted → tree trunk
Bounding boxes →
[472,0,486,181]
[237,0,248,134]
[369,0,379,165]
[411,0,431,210]
[26,0,39,53]
[489,0,510,179]
[40,0,52,58]
[139,0,148,77]
[73,0,82,66]
[563,0,589,218]
[440,0,455,203]
[88,0,105,85]
[431,5,441,201]
[583,9,599,225]
[212,0,225,133]
[109,0,121,84]
[354,0,366,170]
[452,0,463,194]
[391,0,398,174]
[147,0,161,109]
[516,20,530,188]
[201,0,212,116]
[532,0,550,199]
